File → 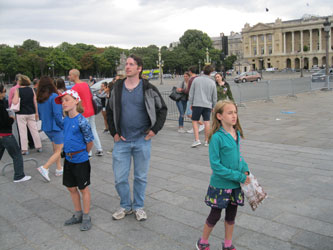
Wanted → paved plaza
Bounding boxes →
[1,88,333,250]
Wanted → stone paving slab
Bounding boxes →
[1,90,332,250]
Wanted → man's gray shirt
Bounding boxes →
[189,74,217,109]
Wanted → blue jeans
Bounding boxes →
[86,115,102,151]
[0,135,25,180]
[112,136,151,210]
[176,100,187,127]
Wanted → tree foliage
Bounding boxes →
[0,30,223,82]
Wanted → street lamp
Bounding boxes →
[323,17,331,90]
[259,58,263,79]
[156,47,164,85]
[198,59,202,74]
[50,61,55,77]
[300,55,303,77]
[204,48,211,65]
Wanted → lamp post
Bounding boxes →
[156,47,164,85]
[323,17,331,90]
[50,61,55,77]
[300,55,304,77]
[198,59,202,74]
[115,59,119,75]
[259,58,263,79]
[204,48,211,65]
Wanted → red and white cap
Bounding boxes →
[55,89,81,104]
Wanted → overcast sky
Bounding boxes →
[0,0,332,49]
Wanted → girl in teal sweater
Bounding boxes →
[196,100,250,250]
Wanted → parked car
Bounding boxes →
[234,71,261,83]
[311,69,333,82]
[226,70,233,76]
[90,78,113,94]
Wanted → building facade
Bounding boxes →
[241,15,333,71]
[211,32,243,58]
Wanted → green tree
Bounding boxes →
[21,39,40,51]
[47,48,79,77]
[224,55,237,71]
[0,45,19,82]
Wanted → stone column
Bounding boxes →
[256,35,259,55]
[272,34,275,54]
[328,29,332,52]
[284,32,286,54]
[292,31,295,53]
[249,36,252,56]
[301,30,303,52]
[310,29,312,51]
[264,34,267,55]
[319,28,322,51]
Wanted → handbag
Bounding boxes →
[10,98,21,112]
[169,86,184,101]
[240,173,267,211]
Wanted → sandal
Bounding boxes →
[80,216,92,231]
[64,215,82,226]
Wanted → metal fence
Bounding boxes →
[162,77,332,121]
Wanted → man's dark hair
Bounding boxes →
[203,65,214,75]
[128,54,143,78]
[33,78,39,86]
[37,76,58,103]
[55,78,66,91]
[188,66,198,74]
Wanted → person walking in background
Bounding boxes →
[36,76,64,182]
[55,78,66,93]
[185,66,205,134]
[69,69,103,156]
[175,71,190,133]
[12,75,42,155]
[215,73,234,102]
[107,54,167,221]
[189,65,217,147]
[88,76,96,87]
[97,82,109,133]
[55,89,94,231]
[0,84,31,183]
[196,100,250,250]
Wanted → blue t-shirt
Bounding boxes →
[120,81,150,141]
[63,113,94,163]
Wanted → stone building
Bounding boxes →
[241,15,333,71]
[211,32,243,57]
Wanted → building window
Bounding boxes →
[268,34,272,41]
[268,45,272,54]
[254,47,257,55]
[261,47,264,55]
[261,35,264,41]
[252,36,257,42]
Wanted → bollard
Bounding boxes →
[287,79,297,98]
[265,80,273,103]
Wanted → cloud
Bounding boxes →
[0,0,332,48]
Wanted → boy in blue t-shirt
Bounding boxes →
[55,90,94,231]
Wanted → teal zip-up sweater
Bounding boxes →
[209,127,249,189]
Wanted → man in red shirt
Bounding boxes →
[69,69,103,156]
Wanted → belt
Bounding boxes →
[66,149,85,160]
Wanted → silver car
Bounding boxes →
[311,69,333,82]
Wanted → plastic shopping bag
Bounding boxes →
[241,173,267,211]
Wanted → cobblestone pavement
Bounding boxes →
[1,90,332,250]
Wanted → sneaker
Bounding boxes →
[21,151,29,155]
[178,128,186,133]
[88,151,92,158]
[191,140,201,148]
[55,167,63,176]
[222,243,236,250]
[95,150,104,156]
[37,166,50,182]
[64,215,82,226]
[134,208,147,221]
[112,208,133,220]
[187,128,194,134]
[196,238,210,250]
[204,141,209,147]
[199,125,205,132]
[103,129,109,133]
[80,216,92,231]
[13,175,31,183]
[36,148,43,153]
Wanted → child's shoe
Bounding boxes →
[37,166,50,182]
[55,167,63,176]
[222,243,236,250]
[64,215,83,226]
[196,238,210,250]
[80,216,92,231]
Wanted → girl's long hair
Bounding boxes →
[208,100,244,142]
